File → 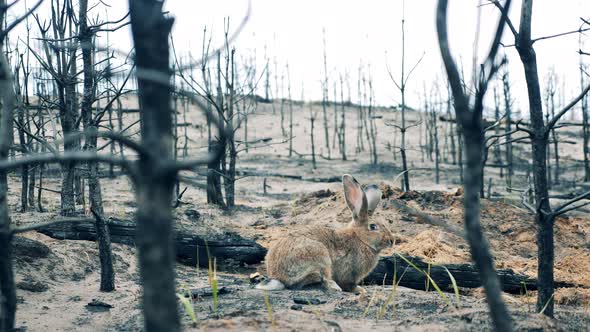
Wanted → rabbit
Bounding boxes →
[256,174,394,292]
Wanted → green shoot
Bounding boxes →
[443,266,461,309]
[177,293,197,326]
[177,283,197,326]
[539,293,555,315]
[426,262,431,292]
[263,290,276,332]
[205,241,219,314]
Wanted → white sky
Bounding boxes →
[7,0,590,116]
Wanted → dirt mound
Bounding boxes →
[395,230,470,264]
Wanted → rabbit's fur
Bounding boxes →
[257,174,394,292]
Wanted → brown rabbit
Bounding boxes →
[256,174,394,292]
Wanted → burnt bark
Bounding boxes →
[436,0,514,329]
[0,4,17,327]
[35,219,266,267]
[502,69,514,191]
[581,56,590,182]
[365,255,558,294]
[129,1,179,330]
[515,0,554,316]
[79,0,114,292]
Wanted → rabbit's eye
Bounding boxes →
[369,224,379,231]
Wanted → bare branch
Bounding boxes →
[553,191,590,217]
[404,51,426,83]
[0,0,43,40]
[490,0,518,39]
[532,27,590,44]
[545,83,590,134]
[385,56,401,91]
[436,0,469,118]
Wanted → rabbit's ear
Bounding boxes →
[364,185,382,215]
[342,174,368,222]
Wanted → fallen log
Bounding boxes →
[364,255,576,294]
[35,219,266,267]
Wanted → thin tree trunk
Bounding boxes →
[436,1,514,329]
[80,0,114,292]
[515,0,554,315]
[0,8,17,327]
[580,45,590,182]
[340,75,347,161]
[493,87,502,172]
[225,48,236,209]
[310,103,317,169]
[582,70,590,182]
[502,69,514,191]
[322,30,331,158]
[549,91,560,185]
[129,1,180,330]
[333,80,340,150]
[448,86,456,165]
[433,104,440,184]
[287,64,293,157]
[280,70,286,137]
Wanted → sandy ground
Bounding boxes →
[8,98,590,331]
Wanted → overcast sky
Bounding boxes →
[7,0,590,117]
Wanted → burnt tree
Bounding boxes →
[492,0,590,316]
[129,0,179,330]
[437,0,514,330]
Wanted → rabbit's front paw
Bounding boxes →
[324,279,342,292]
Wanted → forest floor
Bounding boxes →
[8,99,590,331]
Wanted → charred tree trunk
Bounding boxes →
[333,80,340,150]
[502,69,514,191]
[432,104,440,184]
[550,93,560,185]
[224,48,236,209]
[437,0,514,330]
[321,30,331,158]
[340,75,347,161]
[0,6,16,327]
[15,79,28,212]
[580,49,590,182]
[280,70,286,137]
[583,71,590,182]
[493,87,502,172]
[287,64,294,158]
[515,0,554,316]
[457,123,464,183]
[310,104,317,169]
[399,13,410,191]
[129,1,179,330]
[357,69,364,154]
[448,92,456,165]
[80,0,114,292]
[206,141,225,207]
